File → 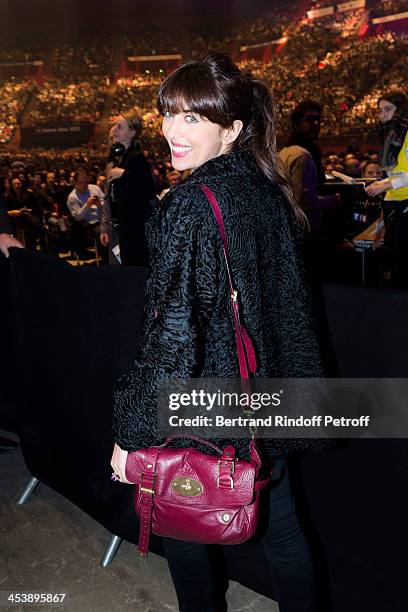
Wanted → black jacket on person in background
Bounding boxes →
[0,194,12,234]
[110,142,155,266]
[113,149,326,460]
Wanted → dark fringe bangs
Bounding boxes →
[157,64,227,125]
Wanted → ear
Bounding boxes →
[222,120,243,146]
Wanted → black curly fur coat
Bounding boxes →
[113,149,327,460]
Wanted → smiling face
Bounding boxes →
[378,99,397,124]
[161,108,238,173]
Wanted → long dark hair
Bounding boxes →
[377,91,407,114]
[376,91,408,170]
[157,53,303,224]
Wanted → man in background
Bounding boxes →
[66,168,110,261]
[280,100,340,233]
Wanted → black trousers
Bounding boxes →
[163,461,317,612]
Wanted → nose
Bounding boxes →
[163,115,185,141]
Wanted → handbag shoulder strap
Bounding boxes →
[136,446,160,556]
[199,184,257,380]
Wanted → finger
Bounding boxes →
[117,465,130,483]
[119,471,132,484]
[121,477,133,485]
[111,469,132,484]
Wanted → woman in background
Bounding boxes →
[365,91,408,285]
[107,113,155,266]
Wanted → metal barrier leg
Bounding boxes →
[16,476,40,506]
[100,534,123,567]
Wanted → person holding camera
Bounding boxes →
[106,113,155,266]
[66,168,110,262]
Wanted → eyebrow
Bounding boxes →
[162,107,202,117]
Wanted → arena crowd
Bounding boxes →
[1,0,407,263]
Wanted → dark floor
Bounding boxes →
[0,433,277,612]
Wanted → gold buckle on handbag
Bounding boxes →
[217,459,235,490]
[217,475,234,489]
[218,459,235,475]
[140,486,155,494]
[140,471,156,495]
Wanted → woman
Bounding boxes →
[107,113,155,265]
[365,91,408,286]
[111,54,323,612]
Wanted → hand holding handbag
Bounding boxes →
[124,184,270,556]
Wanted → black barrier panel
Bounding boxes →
[1,250,408,611]
[21,122,94,148]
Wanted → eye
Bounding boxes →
[185,114,198,123]
[162,110,172,118]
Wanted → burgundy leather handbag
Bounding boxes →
[125,184,270,556]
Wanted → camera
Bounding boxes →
[108,142,126,164]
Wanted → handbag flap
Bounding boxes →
[126,446,257,506]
